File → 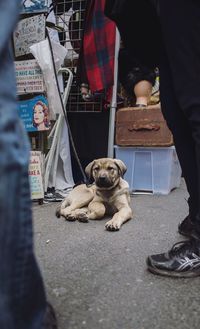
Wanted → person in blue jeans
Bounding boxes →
[0,1,57,327]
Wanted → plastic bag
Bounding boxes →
[30,39,68,116]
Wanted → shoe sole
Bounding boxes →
[44,198,63,202]
[147,265,200,278]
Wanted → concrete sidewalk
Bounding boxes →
[33,179,200,329]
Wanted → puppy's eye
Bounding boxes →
[93,167,99,172]
[107,166,114,171]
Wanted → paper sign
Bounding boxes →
[21,0,49,14]
[15,59,45,95]
[29,151,44,200]
[18,95,50,132]
[13,14,46,57]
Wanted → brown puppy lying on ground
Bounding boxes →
[56,158,133,231]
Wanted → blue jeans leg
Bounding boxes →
[0,1,46,328]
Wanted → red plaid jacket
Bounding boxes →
[80,0,116,93]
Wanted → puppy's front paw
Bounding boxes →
[105,219,121,231]
[77,213,89,223]
[65,214,76,222]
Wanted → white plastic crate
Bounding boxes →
[114,146,182,195]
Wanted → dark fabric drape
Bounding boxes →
[104,0,161,68]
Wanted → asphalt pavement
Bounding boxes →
[33,179,200,329]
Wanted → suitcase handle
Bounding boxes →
[128,123,160,131]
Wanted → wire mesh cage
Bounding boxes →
[53,0,104,112]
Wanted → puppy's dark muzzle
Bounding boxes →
[96,176,112,188]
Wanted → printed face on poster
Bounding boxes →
[13,14,46,57]
[18,95,50,132]
[15,59,45,95]
[21,0,50,14]
[29,151,44,200]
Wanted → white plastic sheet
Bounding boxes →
[30,39,68,116]
[48,119,74,190]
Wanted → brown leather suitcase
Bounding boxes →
[115,105,173,146]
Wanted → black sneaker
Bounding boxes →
[178,215,196,238]
[147,239,200,278]
[44,191,64,203]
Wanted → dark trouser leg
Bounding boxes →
[159,0,200,235]
[185,113,200,235]
[159,52,199,219]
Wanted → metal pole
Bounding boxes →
[107,28,120,158]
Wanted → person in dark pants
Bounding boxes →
[105,0,200,277]
[146,0,200,277]
[0,1,57,327]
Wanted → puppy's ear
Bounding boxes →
[114,159,127,177]
[85,160,95,180]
